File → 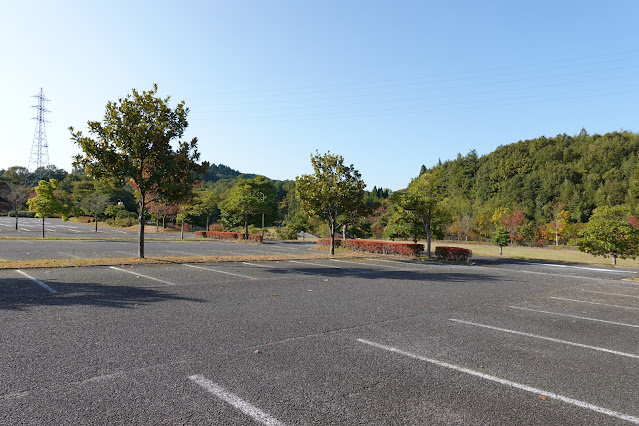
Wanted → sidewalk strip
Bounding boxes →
[550,296,639,311]
[356,338,639,424]
[15,270,57,294]
[188,375,285,426]
[508,306,639,329]
[449,318,639,359]
[184,264,257,280]
[108,266,176,285]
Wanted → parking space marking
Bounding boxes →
[520,262,634,274]
[364,258,424,268]
[329,259,393,268]
[115,250,137,256]
[188,375,285,426]
[57,251,81,259]
[289,260,341,269]
[582,289,639,299]
[184,264,258,280]
[357,338,639,424]
[14,270,57,295]
[450,318,639,359]
[550,296,639,311]
[508,306,639,329]
[108,266,176,285]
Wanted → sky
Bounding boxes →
[2,1,639,190]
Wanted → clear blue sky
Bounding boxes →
[2,1,638,190]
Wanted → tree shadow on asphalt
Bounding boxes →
[252,265,513,284]
[0,279,205,312]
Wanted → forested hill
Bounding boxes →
[203,163,256,182]
[430,130,639,226]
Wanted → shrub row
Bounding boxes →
[435,246,473,262]
[195,230,263,243]
[315,238,344,248]
[316,238,423,256]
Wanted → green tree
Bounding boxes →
[393,170,448,258]
[218,176,276,239]
[491,226,510,256]
[189,189,220,230]
[577,205,639,265]
[296,151,366,255]
[1,182,31,230]
[70,84,207,258]
[26,179,69,238]
[79,193,112,232]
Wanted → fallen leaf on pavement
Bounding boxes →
[538,395,547,400]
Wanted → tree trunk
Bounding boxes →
[613,254,617,266]
[95,213,98,232]
[181,222,185,239]
[15,211,18,230]
[42,217,45,238]
[138,196,145,259]
[206,215,210,232]
[500,246,503,256]
[423,218,432,259]
[244,212,249,240]
[342,224,347,241]
[329,219,335,256]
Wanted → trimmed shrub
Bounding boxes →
[208,223,224,232]
[344,239,424,257]
[316,238,344,248]
[249,234,264,243]
[435,246,473,262]
[316,238,423,256]
[195,230,263,243]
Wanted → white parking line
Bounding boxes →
[449,318,639,359]
[289,260,341,269]
[15,270,57,294]
[115,250,137,256]
[329,258,391,268]
[242,262,276,268]
[184,264,258,280]
[508,306,639,329]
[520,262,634,274]
[364,258,424,268]
[189,375,285,425]
[108,266,176,285]
[550,296,639,311]
[57,252,81,259]
[582,289,639,299]
[357,338,639,424]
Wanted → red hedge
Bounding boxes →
[316,238,344,247]
[195,231,263,242]
[435,246,472,262]
[316,238,423,256]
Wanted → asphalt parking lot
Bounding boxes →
[2,255,638,424]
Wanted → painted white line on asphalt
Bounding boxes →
[508,306,639,329]
[550,296,639,311]
[450,318,639,359]
[364,258,423,267]
[242,261,276,268]
[188,375,285,426]
[108,266,176,285]
[184,264,258,280]
[164,250,197,256]
[520,261,633,274]
[289,260,341,269]
[57,252,81,259]
[582,289,639,299]
[15,270,57,294]
[115,250,137,256]
[357,338,639,424]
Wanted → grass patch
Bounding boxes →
[433,241,639,268]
